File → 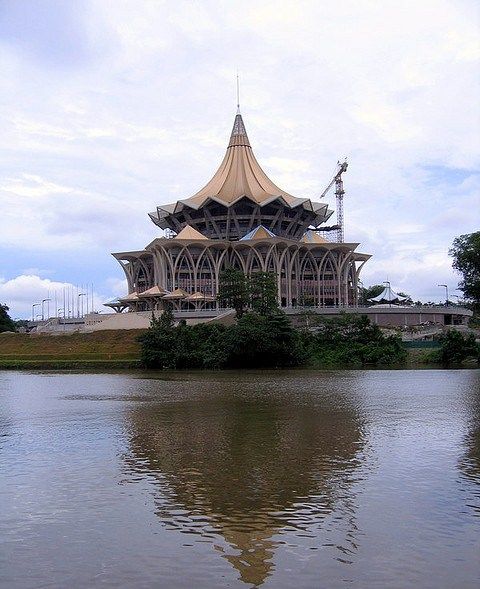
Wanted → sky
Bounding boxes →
[0,0,479,318]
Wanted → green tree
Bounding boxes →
[0,304,16,333]
[217,268,249,318]
[449,232,480,311]
[225,311,304,368]
[249,271,278,316]
[138,308,177,368]
[306,313,406,367]
[435,329,479,366]
[360,284,384,305]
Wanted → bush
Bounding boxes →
[139,310,408,370]
[225,311,305,368]
[305,313,407,367]
[430,330,480,366]
[0,304,16,333]
[139,310,305,369]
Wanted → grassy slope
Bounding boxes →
[0,330,145,369]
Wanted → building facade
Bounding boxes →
[111,111,370,311]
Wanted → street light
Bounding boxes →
[78,293,86,318]
[32,303,41,322]
[437,284,449,307]
[41,298,51,321]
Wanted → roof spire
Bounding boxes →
[236,71,240,114]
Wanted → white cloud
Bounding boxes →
[0,275,110,319]
[0,0,478,312]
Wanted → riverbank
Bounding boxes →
[0,329,443,370]
[0,330,144,369]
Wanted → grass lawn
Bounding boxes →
[0,330,145,369]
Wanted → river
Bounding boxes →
[0,369,479,588]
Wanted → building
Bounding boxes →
[110,110,371,312]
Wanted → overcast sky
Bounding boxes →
[1,0,479,318]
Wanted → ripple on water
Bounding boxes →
[0,369,479,589]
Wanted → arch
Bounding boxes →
[298,250,319,306]
[196,248,216,296]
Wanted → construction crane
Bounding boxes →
[314,159,348,242]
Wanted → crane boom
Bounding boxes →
[318,160,348,242]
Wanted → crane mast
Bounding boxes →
[334,161,347,242]
[317,160,348,243]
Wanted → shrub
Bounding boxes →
[432,330,479,366]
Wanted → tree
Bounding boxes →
[225,311,304,368]
[218,269,279,317]
[217,268,249,318]
[449,232,480,311]
[138,308,177,368]
[360,284,384,305]
[306,313,407,366]
[0,304,16,333]
[248,271,278,316]
[436,330,479,366]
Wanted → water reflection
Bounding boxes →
[459,390,480,515]
[123,378,367,586]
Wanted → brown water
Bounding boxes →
[0,369,479,589]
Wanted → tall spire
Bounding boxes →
[236,71,240,114]
[228,112,250,148]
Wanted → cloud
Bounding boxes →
[0,275,111,319]
[0,0,478,315]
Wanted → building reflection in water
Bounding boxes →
[122,381,367,586]
[459,389,480,516]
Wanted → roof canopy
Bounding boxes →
[163,288,188,300]
[174,225,208,240]
[149,111,332,235]
[138,285,170,297]
[184,291,215,302]
[300,230,328,244]
[240,225,276,241]
[369,285,408,303]
[182,113,301,208]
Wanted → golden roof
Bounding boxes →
[174,225,208,240]
[240,225,276,240]
[162,288,188,299]
[138,285,170,297]
[184,291,215,301]
[300,230,328,244]
[119,291,140,302]
[177,113,316,210]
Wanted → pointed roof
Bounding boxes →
[228,113,251,147]
[163,288,188,300]
[119,292,140,302]
[300,230,328,244]
[369,285,408,303]
[179,113,302,208]
[184,291,215,301]
[138,285,170,297]
[174,225,208,240]
[240,225,276,240]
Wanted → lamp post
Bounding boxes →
[32,303,40,322]
[78,293,86,318]
[437,284,449,307]
[41,298,51,321]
